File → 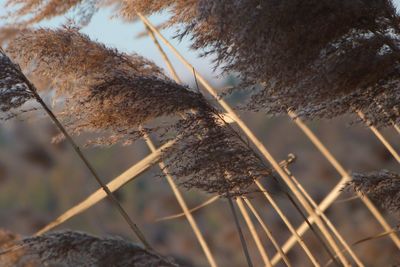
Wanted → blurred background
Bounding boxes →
[0,1,400,266]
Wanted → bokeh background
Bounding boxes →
[0,1,400,266]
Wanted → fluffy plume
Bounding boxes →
[189,0,400,126]
[8,27,272,196]
[0,230,177,267]
[109,0,400,127]
[346,170,400,216]
[0,49,35,119]
[161,111,270,196]
[7,27,206,144]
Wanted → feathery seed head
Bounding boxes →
[347,170,400,216]
[118,0,400,127]
[8,28,272,196]
[7,27,206,144]
[162,111,271,196]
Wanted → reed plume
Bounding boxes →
[346,170,400,217]
[0,230,178,267]
[7,27,205,144]
[7,27,272,196]
[109,0,400,127]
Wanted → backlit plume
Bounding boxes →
[6,28,272,196]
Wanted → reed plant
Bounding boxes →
[1,0,400,266]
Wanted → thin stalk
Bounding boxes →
[334,196,360,205]
[255,180,320,266]
[372,98,400,135]
[35,140,175,235]
[228,197,254,267]
[282,166,364,266]
[236,198,272,267]
[137,14,349,266]
[357,111,400,163]
[243,198,292,267]
[17,65,151,249]
[325,228,400,267]
[143,133,218,267]
[393,123,400,135]
[145,28,181,83]
[352,228,399,246]
[290,111,400,245]
[156,196,219,222]
[273,113,400,263]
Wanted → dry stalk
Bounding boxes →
[243,198,292,267]
[155,196,219,222]
[282,165,364,266]
[271,112,400,263]
[236,198,272,267]
[254,180,320,266]
[36,140,174,235]
[357,111,400,163]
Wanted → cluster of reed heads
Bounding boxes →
[0,0,400,266]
